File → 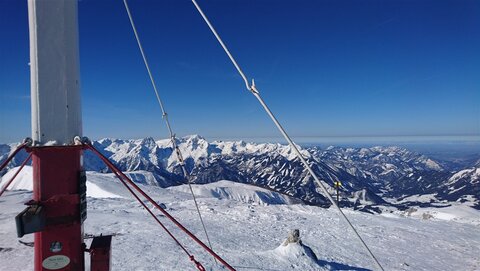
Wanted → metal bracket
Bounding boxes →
[15,205,46,238]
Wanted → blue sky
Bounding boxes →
[0,0,479,143]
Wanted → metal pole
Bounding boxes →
[28,0,85,270]
[336,183,339,206]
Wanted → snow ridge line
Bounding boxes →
[0,153,32,197]
[0,142,29,174]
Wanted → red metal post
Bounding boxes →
[26,0,88,269]
[32,146,85,271]
[90,235,112,271]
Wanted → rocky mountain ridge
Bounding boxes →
[1,135,478,211]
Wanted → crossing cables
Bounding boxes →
[190,1,385,270]
[84,142,235,271]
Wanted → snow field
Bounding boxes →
[1,172,479,270]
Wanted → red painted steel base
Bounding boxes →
[90,235,112,271]
[31,146,85,271]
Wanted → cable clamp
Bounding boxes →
[82,137,92,145]
[74,136,83,145]
[170,134,177,146]
[249,79,259,94]
[74,136,91,146]
[22,137,33,147]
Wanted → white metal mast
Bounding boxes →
[29,0,82,146]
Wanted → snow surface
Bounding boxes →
[401,204,480,226]
[1,172,480,271]
[448,167,480,185]
[168,180,302,206]
[0,167,122,199]
[396,194,439,204]
[0,166,33,192]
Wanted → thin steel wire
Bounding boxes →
[0,153,32,197]
[191,1,384,270]
[122,0,215,259]
[86,143,235,271]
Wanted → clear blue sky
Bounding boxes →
[0,0,479,143]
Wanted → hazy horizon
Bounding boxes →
[1,0,478,143]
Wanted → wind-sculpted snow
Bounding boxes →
[1,135,479,210]
[168,180,303,206]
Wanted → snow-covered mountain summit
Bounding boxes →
[1,135,478,210]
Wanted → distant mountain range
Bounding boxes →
[1,135,479,211]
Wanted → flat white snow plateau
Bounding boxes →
[1,168,479,271]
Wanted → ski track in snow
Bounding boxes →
[1,174,480,271]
